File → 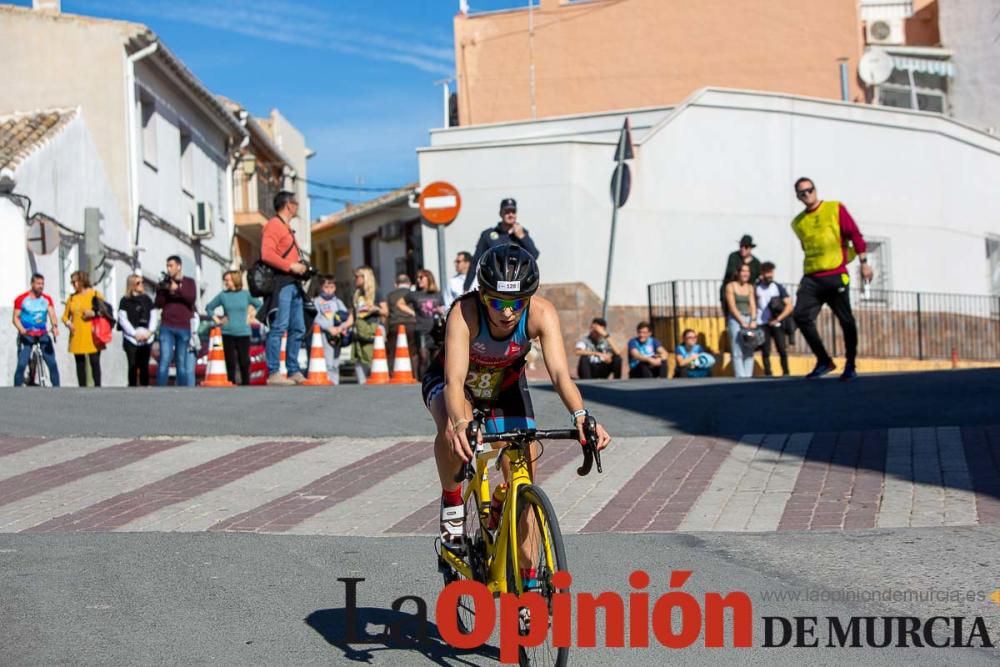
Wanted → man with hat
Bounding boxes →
[464,197,540,291]
[720,234,761,316]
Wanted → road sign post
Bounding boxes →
[418,181,462,287]
[602,118,634,320]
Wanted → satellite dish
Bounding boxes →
[859,48,894,85]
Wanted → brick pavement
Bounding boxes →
[0,427,998,536]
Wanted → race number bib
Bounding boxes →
[467,369,502,399]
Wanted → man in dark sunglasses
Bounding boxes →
[790,177,874,381]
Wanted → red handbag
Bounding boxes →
[91,315,113,349]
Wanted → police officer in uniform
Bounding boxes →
[464,197,540,292]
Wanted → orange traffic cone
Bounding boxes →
[279,333,288,377]
[366,325,390,385]
[202,327,233,387]
[303,323,333,386]
[389,325,417,384]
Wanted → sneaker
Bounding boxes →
[806,361,836,379]
[267,374,295,386]
[840,365,858,382]
[440,501,465,552]
[287,372,307,384]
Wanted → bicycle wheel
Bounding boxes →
[33,348,49,387]
[506,484,568,667]
[26,348,40,387]
[440,491,486,635]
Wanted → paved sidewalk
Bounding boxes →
[1,425,998,535]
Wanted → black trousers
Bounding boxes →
[578,354,622,379]
[74,352,101,387]
[222,335,251,385]
[761,324,789,376]
[629,361,668,379]
[123,341,151,386]
[793,273,858,366]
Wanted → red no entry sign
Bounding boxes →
[419,181,462,226]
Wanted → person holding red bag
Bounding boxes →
[62,270,105,387]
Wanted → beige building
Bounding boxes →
[453,0,965,126]
[454,0,865,125]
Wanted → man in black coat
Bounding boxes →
[464,197,540,291]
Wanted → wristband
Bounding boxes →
[452,418,470,432]
[571,409,589,425]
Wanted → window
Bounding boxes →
[180,127,194,195]
[139,94,157,168]
[987,236,1000,297]
[876,69,948,114]
[859,238,890,301]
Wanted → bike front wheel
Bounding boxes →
[506,484,568,667]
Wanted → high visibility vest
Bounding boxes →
[791,200,856,274]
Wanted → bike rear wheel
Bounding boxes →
[506,484,568,667]
[439,491,487,635]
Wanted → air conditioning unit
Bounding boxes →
[866,18,905,45]
[193,201,213,237]
[379,220,404,242]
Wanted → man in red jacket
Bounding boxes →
[262,191,309,385]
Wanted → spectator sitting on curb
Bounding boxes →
[627,321,669,379]
[674,329,715,378]
[574,317,622,379]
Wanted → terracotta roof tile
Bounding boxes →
[0,108,77,171]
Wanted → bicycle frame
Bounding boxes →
[440,441,549,595]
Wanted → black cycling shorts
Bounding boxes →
[422,366,535,434]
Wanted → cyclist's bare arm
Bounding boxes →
[12,308,26,336]
[47,304,58,339]
[530,297,611,450]
[443,298,474,462]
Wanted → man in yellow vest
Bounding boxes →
[791,178,874,381]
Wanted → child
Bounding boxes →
[313,276,352,384]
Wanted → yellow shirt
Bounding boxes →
[62,289,104,355]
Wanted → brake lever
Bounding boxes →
[576,415,603,476]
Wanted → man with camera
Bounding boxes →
[261,191,309,385]
[154,255,197,386]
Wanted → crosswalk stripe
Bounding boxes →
[0,438,248,532]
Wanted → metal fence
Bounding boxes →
[648,280,1000,361]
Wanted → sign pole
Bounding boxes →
[602,118,633,321]
[602,164,623,321]
[436,226,447,294]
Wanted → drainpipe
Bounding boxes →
[125,40,159,266]
[838,58,850,102]
[228,111,250,269]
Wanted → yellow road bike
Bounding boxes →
[437,413,603,666]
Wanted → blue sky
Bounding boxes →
[12,0,531,217]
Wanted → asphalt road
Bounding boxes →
[2,529,999,665]
[0,368,997,439]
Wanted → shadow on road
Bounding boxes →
[306,606,499,665]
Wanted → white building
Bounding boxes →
[418,87,1000,308]
[0,108,130,385]
[0,3,247,307]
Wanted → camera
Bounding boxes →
[158,271,173,289]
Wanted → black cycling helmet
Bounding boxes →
[476,244,539,298]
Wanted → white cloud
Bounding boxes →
[75,0,455,76]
